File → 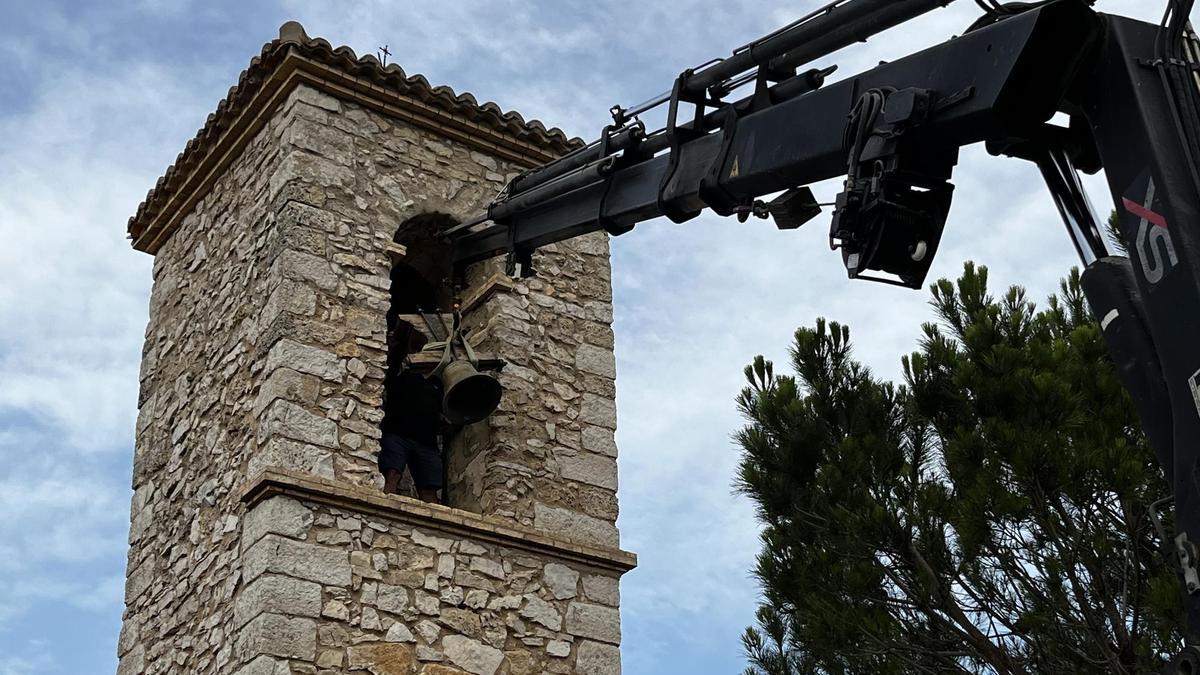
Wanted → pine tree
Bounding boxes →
[737,263,1183,674]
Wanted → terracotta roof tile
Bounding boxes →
[127,20,582,248]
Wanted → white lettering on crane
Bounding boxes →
[1126,179,1179,285]
[1100,309,1120,331]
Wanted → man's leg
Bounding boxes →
[378,432,409,495]
[383,469,404,495]
[409,440,444,505]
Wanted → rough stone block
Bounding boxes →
[468,557,504,580]
[256,312,352,359]
[248,437,335,481]
[533,503,619,548]
[115,645,144,675]
[376,584,409,614]
[414,590,439,615]
[243,533,352,586]
[261,280,319,329]
[565,603,621,645]
[317,649,344,668]
[421,665,470,675]
[242,496,314,550]
[285,117,354,166]
[411,529,454,553]
[386,622,415,643]
[322,599,348,621]
[234,574,323,627]
[581,574,620,607]
[236,613,316,661]
[257,399,338,448]
[272,151,355,196]
[443,635,504,675]
[274,248,341,292]
[584,301,614,324]
[579,397,617,436]
[275,198,337,233]
[123,560,155,605]
[580,425,618,458]
[440,607,482,638]
[268,221,328,260]
[542,563,580,600]
[285,83,342,113]
[576,640,621,675]
[519,594,562,631]
[575,344,616,379]
[558,452,618,491]
[252,367,320,416]
[438,553,456,578]
[348,642,414,674]
[416,618,441,644]
[265,338,346,381]
[117,620,139,657]
[231,655,291,675]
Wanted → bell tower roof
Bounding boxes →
[127,20,582,254]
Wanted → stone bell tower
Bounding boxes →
[118,22,634,675]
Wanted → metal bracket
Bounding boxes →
[1179,532,1200,596]
[596,123,639,237]
[1138,57,1200,69]
[657,71,711,224]
[1151,497,1200,596]
[698,102,744,217]
[503,223,535,278]
[699,64,813,218]
[829,86,957,289]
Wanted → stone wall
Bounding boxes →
[262,84,622,548]
[235,478,628,675]
[120,86,306,674]
[455,246,620,548]
[122,75,631,675]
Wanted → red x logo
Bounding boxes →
[1123,196,1168,229]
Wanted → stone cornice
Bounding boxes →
[242,468,638,575]
[128,21,583,255]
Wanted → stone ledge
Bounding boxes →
[241,468,638,574]
[460,273,515,314]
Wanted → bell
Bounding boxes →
[441,359,503,425]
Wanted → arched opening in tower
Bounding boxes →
[380,213,458,503]
[386,212,459,375]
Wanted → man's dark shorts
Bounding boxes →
[379,432,443,489]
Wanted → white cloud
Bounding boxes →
[0,58,216,450]
[0,647,54,675]
[0,24,228,671]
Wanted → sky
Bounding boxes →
[0,0,1181,673]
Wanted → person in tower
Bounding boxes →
[379,321,445,503]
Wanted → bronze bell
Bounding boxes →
[441,359,502,425]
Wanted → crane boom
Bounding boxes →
[446,0,1200,662]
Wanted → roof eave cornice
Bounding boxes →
[128,22,583,255]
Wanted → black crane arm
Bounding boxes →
[452,0,1095,275]
[448,0,1200,659]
